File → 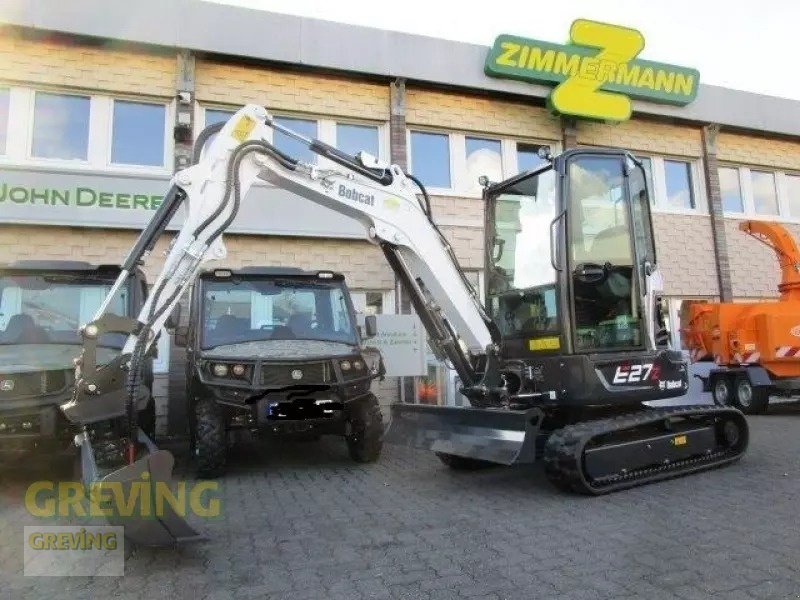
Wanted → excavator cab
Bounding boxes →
[482,148,684,404]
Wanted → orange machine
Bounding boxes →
[681,220,800,413]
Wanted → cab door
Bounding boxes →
[564,152,645,353]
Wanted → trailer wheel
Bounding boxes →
[194,398,227,478]
[436,453,495,471]
[733,375,769,415]
[345,394,383,463]
[711,375,733,407]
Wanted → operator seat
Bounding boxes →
[288,313,314,338]
[212,314,248,343]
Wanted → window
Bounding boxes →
[205,109,235,127]
[273,116,317,164]
[517,143,548,174]
[0,88,8,155]
[636,156,655,201]
[31,92,90,160]
[110,100,166,167]
[785,175,800,219]
[465,137,502,192]
[664,160,695,210]
[410,131,451,188]
[718,167,743,213]
[351,291,386,316]
[336,123,379,158]
[751,170,779,215]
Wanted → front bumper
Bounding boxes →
[0,403,74,459]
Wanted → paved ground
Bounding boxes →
[1,404,800,600]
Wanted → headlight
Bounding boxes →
[232,364,246,377]
[340,360,352,371]
[212,363,229,377]
[353,360,364,371]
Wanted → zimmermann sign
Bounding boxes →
[485,19,699,122]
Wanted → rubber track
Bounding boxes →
[543,405,748,495]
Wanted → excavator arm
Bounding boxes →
[69,104,502,410]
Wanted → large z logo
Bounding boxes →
[550,20,644,121]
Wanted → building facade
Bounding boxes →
[2,2,800,432]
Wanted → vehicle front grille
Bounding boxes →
[0,370,69,400]
[261,362,330,387]
[0,413,41,436]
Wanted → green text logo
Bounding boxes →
[485,19,699,121]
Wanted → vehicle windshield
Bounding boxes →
[0,273,129,347]
[201,278,357,349]
[487,166,560,339]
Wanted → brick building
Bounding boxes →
[2,1,800,432]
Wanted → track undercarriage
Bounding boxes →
[387,402,749,495]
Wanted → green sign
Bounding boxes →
[485,19,699,121]
[0,183,163,210]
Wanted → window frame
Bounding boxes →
[630,153,706,215]
[717,162,800,223]
[108,97,170,169]
[717,165,746,217]
[198,106,389,168]
[28,89,92,164]
[407,128,561,198]
[0,87,9,156]
[407,128,456,194]
[0,86,174,174]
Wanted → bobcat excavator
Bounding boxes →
[65,104,748,546]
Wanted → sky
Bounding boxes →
[211,0,799,100]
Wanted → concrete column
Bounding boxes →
[390,78,407,171]
[166,49,196,437]
[173,49,195,173]
[702,124,733,301]
[561,117,578,149]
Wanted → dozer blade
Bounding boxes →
[386,403,543,465]
[76,430,204,547]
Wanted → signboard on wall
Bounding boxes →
[0,165,365,238]
[485,19,699,122]
[364,314,426,377]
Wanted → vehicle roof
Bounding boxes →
[199,266,345,279]
[0,260,144,279]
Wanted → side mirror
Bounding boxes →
[364,315,377,338]
[165,304,182,333]
[174,325,189,348]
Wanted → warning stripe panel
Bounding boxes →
[775,346,800,358]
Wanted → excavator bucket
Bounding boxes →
[76,429,204,547]
[386,403,543,465]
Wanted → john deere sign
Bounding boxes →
[485,19,699,122]
[0,165,363,238]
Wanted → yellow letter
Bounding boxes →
[57,482,87,517]
[638,67,655,89]
[553,51,580,77]
[527,48,555,71]
[88,484,114,517]
[155,482,186,518]
[25,482,55,518]
[190,481,222,518]
[28,533,44,550]
[551,19,644,121]
[496,42,520,67]
[675,73,695,96]
[655,70,675,93]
